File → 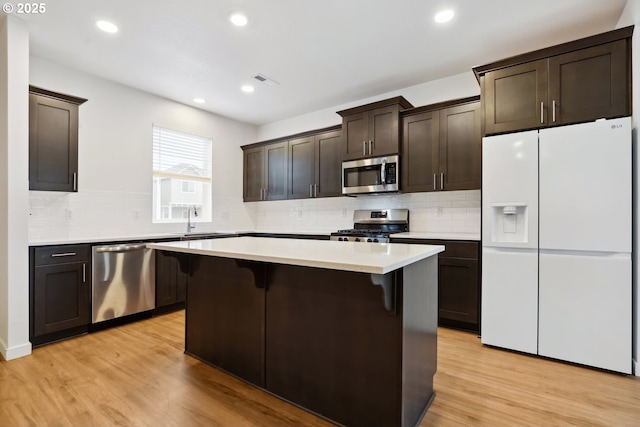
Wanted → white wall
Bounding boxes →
[251,71,482,235]
[28,57,258,243]
[0,15,31,361]
[257,72,479,141]
[617,0,640,376]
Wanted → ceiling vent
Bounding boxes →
[253,73,279,86]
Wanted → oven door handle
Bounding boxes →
[380,159,386,185]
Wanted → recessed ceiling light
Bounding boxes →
[241,85,255,93]
[96,20,118,33]
[193,98,206,104]
[229,13,248,27]
[434,9,454,23]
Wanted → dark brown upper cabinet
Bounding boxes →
[29,86,87,192]
[338,97,413,161]
[474,26,633,135]
[288,128,342,199]
[244,126,341,202]
[402,97,481,193]
[242,141,288,201]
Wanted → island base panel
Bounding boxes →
[185,256,266,387]
[266,264,403,427]
[401,256,438,427]
[183,252,439,427]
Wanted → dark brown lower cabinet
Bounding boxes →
[155,251,187,309]
[391,238,480,332]
[30,244,91,346]
[438,256,479,330]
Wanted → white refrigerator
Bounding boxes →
[481,117,632,374]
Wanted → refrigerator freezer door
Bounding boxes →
[538,252,631,374]
[482,131,539,249]
[539,117,631,253]
[481,248,538,354]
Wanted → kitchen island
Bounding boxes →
[146,237,444,427]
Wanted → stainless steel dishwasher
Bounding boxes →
[91,243,155,323]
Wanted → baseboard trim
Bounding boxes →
[0,339,32,361]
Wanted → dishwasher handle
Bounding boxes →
[94,243,148,253]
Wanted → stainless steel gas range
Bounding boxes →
[330,209,409,243]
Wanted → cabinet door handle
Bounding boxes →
[363,141,367,156]
[314,184,318,198]
[369,140,373,155]
[440,173,444,190]
[310,184,313,198]
[82,263,86,283]
[540,102,544,124]
[73,172,77,191]
[552,100,556,123]
[51,252,76,257]
[433,174,436,190]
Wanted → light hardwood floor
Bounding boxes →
[1,311,639,427]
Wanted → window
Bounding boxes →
[152,125,212,223]
[181,180,195,193]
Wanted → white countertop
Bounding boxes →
[28,230,479,246]
[147,236,444,275]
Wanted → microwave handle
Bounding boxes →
[380,159,386,185]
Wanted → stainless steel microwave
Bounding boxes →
[342,155,399,195]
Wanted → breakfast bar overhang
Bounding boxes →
[147,237,444,427]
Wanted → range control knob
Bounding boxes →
[366,238,373,242]
[373,238,379,243]
[354,238,361,242]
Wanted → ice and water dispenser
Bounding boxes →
[489,202,529,243]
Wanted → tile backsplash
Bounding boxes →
[28,190,253,242]
[246,190,480,234]
[28,189,480,242]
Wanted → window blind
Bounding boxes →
[152,125,212,182]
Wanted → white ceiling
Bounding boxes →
[17,0,629,125]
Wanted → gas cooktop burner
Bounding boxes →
[330,209,409,243]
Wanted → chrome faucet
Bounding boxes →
[186,205,198,233]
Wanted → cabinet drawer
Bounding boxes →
[391,239,479,259]
[439,241,478,259]
[34,245,90,266]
